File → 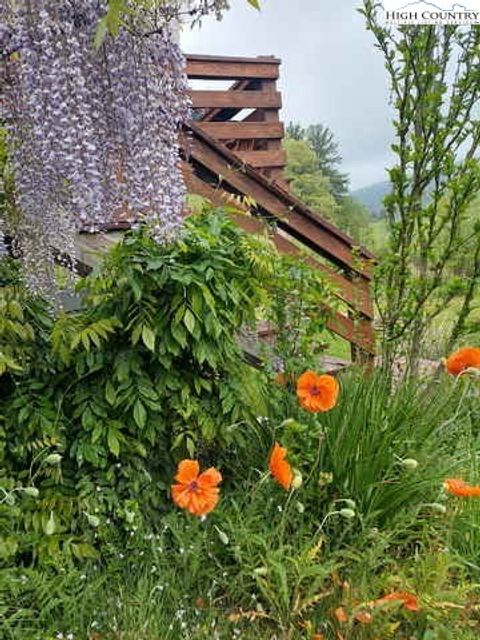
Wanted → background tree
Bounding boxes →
[286,122,305,141]
[305,124,349,201]
[284,138,339,222]
[284,132,371,243]
[362,1,480,374]
[286,122,349,201]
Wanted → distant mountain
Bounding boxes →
[398,1,469,11]
[351,181,390,218]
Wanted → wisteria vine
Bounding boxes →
[0,1,228,297]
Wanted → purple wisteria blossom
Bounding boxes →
[0,0,193,296]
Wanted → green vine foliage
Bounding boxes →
[0,207,334,565]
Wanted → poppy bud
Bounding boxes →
[23,487,39,498]
[214,526,229,545]
[86,513,100,528]
[45,453,62,465]
[292,469,303,489]
[280,418,296,428]
[45,511,56,536]
[339,508,356,520]
[401,458,419,470]
[253,567,268,576]
[296,501,305,514]
[342,499,356,510]
[429,502,447,514]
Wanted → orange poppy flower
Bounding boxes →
[296,371,339,413]
[374,591,420,612]
[171,459,222,517]
[444,347,480,376]
[269,442,293,490]
[334,606,348,623]
[444,478,480,497]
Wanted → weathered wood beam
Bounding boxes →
[195,121,284,140]
[182,167,374,320]
[186,54,280,80]
[235,149,287,169]
[188,90,282,110]
[182,123,375,278]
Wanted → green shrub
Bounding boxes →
[0,206,334,565]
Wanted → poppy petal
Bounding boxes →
[198,467,222,488]
[175,459,200,484]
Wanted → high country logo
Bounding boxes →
[383,0,480,23]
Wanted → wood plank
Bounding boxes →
[183,172,375,353]
[188,90,282,110]
[189,123,376,266]
[186,59,280,80]
[183,132,371,278]
[235,149,286,169]
[182,168,374,320]
[186,54,281,65]
[195,121,284,140]
[326,312,375,354]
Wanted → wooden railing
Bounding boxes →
[183,53,376,365]
[186,54,287,182]
[74,54,376,367]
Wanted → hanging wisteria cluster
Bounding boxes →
[0,0,202,297]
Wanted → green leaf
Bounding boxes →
[105,381,117,406]
[142,325,156,352]
[183,309,196,335]
[186,437,195,458]
[247,0,261,8]
[133,399,147,429]
[107,428,120,456]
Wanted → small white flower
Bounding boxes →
[277,505,283,512]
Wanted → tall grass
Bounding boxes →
[2,371,480,639]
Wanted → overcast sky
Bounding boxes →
[181,0,394,190]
